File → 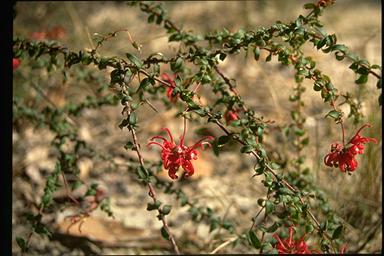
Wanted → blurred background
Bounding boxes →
[13,1,381,254]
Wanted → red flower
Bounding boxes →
[13,58,21,70]
[224,109,240,125]
[273,226,316,254]
[30,26,66,40]
[316,0,335,7]
[30,31,47,40]
[324,124,377,173]
[161,73,178,103]
[339,244,347,254]
[148,127,214,179]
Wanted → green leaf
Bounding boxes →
[349,62,359,71]
[332,225,343,239]
[162,205,172,215]
[137,166,149,181]
[171,57,183,72]
[42,193,52,207]
[254,47,260,61]
[266,54,272,62]
[266,222,279,233]
[371,64,381,69]
[291,111,299,121]
[138,77,151,91]
[248,230,261,249]
[317,38,327,49]
[301,137,309,145]
[303,3,316,9]
[265,200,274,215]
[129,112,137,125]
[147,14,155,23]
[201,74,212,84]
[230,119,242,127]
[209,219,219,232]
[160,227,170,240]
[124,141,134,150]
[34,223,52,238]
[70,180,83,191]
[356,66,369,75]
[289,95,298,101]
[118,118,129,129]
[355,74,368,84]
[269,162,280,170]
[126,53,143,68]
[179,193,188,206]
[325,110,340,119]
[294,128,305,136]
[305,224,314,234]
[193,108,206,116]
[16,236,28,252]
[147,201,161,211]
[218,135,230,146]
[240,145,254,154]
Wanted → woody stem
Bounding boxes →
[330,99,346,146]
[123,102,180,255]
[340,121,346,146]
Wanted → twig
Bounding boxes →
[353,218,381,253]
[122,102,180,255]
[249,206,265,232]
[30,81,77,126]
[209,236,238,254]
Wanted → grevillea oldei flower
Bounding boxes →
[13,58,21,70]
[273,226,318,254]
[160,72,178,103]
[324,124,377,173]
[316,0,335,7]
[148,127,214,179]
[224,109,240,125]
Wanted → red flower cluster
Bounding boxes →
[324,124,377,173]
[148,127,214,179]
[224,109,240,125]
[30,25,66,41]
[13,58,21,70]
[273,226,317,254]
[160,73,178,103]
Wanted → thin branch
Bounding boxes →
[122,102,180,255]
[209,236,238,254]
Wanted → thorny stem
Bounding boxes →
[249,205,265,232]
[140,56,336,250]
[61,172,80,205]
[209,236,238,254]
[213,66,249,114]
[122,102,180,255]
[204,112,332,241]
[289,55,347,147]
[180,82,201,146]
[330,99,346,146]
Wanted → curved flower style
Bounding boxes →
[324,124,377,173]
[13,58,21,70]
[224,109,240,125]
[160,73,178,103]
[273,226,317,254]
[148,127,214,179]
[316,0,335,7]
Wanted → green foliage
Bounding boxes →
[13,0,381,254]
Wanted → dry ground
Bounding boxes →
[13,1,381,254]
